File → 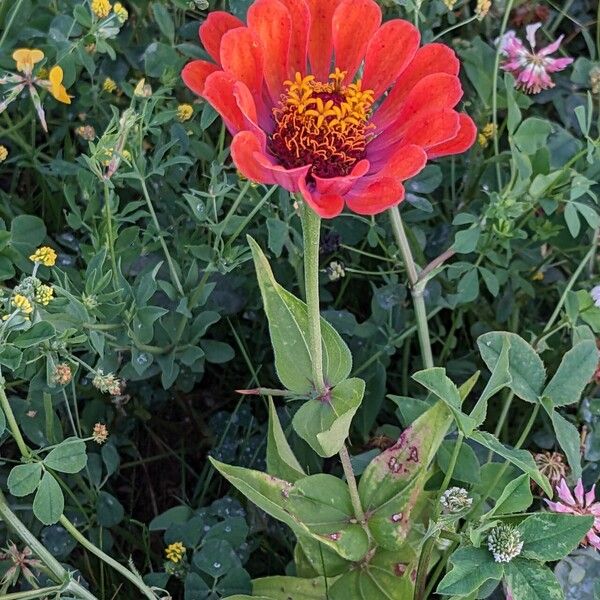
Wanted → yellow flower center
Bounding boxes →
[269,69,375,179]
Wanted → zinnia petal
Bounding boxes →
[362,19,420,100]
[199,11,245,64]
[313,159,370,196]
[220,27,264,99]
[427,113,476,159]
[299,178,345,218]
[332,0,382,82]
[278,0,310,75]
[305,0,342,81]
[345,178,405,215]
[181,60,220,96]
[202,71,247,133]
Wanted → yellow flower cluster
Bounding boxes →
[103,77,117,93]
[443,0,457,8]
[165,542,186,563]
[35,284,54,306]
[176,103,194,122]
[91,0,112,18]
[475,0,492,19]
[12,294,33,315]
[478,123,497,148]
[113,2,128,23]
[30,246,57,267]
[0,146,8,162]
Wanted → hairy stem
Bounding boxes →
[0,381,30,458]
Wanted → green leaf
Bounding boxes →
[43,438,87,474]
[152,2,175,42]
[13,322,56,348]
[210,459,360,561]
[436,547,503,596]
[329,548,415,600]
[513,117,553,155]
[0,405,5,436]
[505,558,564,600]
[469,431,551,496]
[518,513,594,562]
[7,463,43,497]
[33,472,64,525]
[267,398,306,482]
[541,399,582,480]
[542,340,598,406]
[486,474,532,517]
[437,440,481,484]
[359,402,452,550]
[0,345,22,370]
[478,332,546,403]
[471,336,512,427]
[412,368,476,435]
[149,506,193,531]
[253,576,328,599]
[10,215,46,256]
[292,378,364,458]
[288,474,369,562]
[248,237,351,394]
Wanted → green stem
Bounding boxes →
[339,445,366,524]
[2,586,64,600]
[103,182,119,284]
[388,206,434,369]
[59,516,158,600]
[0,490,99,600]
[0,381,31,458]
[300,203,325,392]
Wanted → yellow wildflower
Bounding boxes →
[92,423,109,444]
[48,66,72,104]
[475,0,491,19]
[12,295,33,315]
[12,48,44,75]
[443,0,457,8]
[0,146,8,162]
[35,284,54,306]
[176,103,194,122]
[532,271,544,281]
[478,122,497,148]
[91,0,112,18]
[121,149,132,161]
[103,77,117,93]
[29,246,57,267]
[165,542,186,563]
[113,2,128,23]
[76,125,96,140]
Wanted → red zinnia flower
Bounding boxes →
[182,0,476,218]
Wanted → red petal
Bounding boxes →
[231,131,311,191]
[374,43,460,129]
[313,159,369,196]
[363,20,420,100]
[299,178,345,218]
[232,81,260,131]
[203,71,246,133]
[428,113,477,159]
[370,108,460,154]
[369,144,427,180]
[332,0,381,82]
[305,0,341,80]
[248,0,291,102]
[199,11,245,64]
[279,0,310,75]
[346,178,405,215]
[220,27,264,99]
[181,60,219,96]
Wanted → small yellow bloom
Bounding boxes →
[176,103,194,122]
[165,542,186,563]
[12,294,33,315]
[103,77,117,93]
[121,149,132,161]
[91,0,112,18]
[12,48,44,75]
[29,246,57,267]
[443,0,458,8]
[35,284,54,306]
[0,146,8,162]
[113,2,128,23]
[478,122,497,148]
[48,66,72,104]
[475,0,491,19]
[532,271,544,281]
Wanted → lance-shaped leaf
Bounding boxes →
[412,368,476,435]
[293,378,365,458]
[477,332,546,403]
[485,473,533,518]
[267,398,305,482]
[469,431,551,496]
[248,236,351,394]
[210,459,367,562]
[542,340,598,407]
[358,402,452,550]
[329,547,416,600]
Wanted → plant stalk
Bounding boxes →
[388,206,434,369]
[0,382,31,458]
